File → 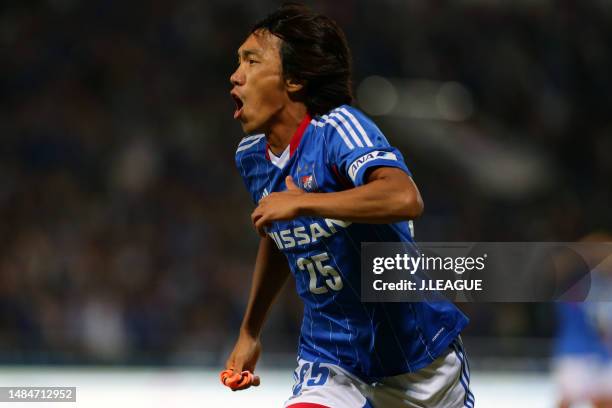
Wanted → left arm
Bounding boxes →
[251,167,423,237]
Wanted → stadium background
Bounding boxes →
[1,0,611,406]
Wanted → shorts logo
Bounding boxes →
[348,151,397,182]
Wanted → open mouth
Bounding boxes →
[232,93,244,119]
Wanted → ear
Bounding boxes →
[285,78,305,94]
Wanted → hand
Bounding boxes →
[223,331,262,391]
[220,369,260,391]
[251,176,305,237]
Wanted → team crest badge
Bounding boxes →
[300,174,318,192]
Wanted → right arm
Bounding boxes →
[224,235,290,388]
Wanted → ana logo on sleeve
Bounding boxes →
[348,151,397,182]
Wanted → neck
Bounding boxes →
[266,103,308,156]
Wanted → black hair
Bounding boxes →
[251,3,353,116]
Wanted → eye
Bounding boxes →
[248,59,258,65]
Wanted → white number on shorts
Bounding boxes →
[296,252,343,294]
[292,362,330,396]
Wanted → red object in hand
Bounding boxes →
[220,369,261,390]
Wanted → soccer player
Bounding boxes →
[554,302,612,408]
[553,233,612,408]
[224,4,473,407]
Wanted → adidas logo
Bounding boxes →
[260,187,270,202]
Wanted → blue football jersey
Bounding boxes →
[555,302,611,359]
[235,104,468,382]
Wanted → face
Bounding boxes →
[230,30,289,135]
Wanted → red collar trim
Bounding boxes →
[265,113,312,161]
[289,113,312,156]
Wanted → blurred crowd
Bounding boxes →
[1,0,611,365]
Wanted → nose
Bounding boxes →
[230,65,244,86]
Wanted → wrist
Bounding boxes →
[239,325,261,340]
[297,192,316,217]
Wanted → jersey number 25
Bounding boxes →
[297,252,343,294]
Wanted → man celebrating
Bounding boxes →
[224,4,473,407]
